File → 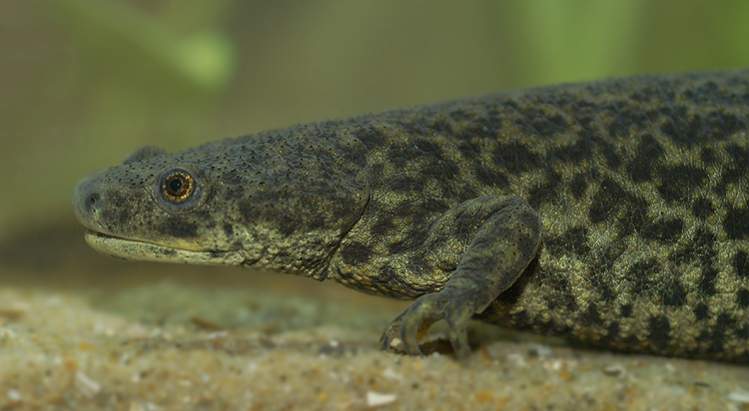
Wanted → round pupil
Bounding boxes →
[168,177,184,194]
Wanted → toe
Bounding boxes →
[445,303,474,359]
[447,327,471,359]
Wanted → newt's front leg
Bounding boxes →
[380,196,542,358]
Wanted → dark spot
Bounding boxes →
[222,224,234,237]
[588,266,616,302]
[527,169,562,208]
[588,178,627,223]
[369,265,425,298]
[473,164,510,188]
[239,200,258,223]
[602,322,620,344]
[368,163,385,180]
[703,111,745,140]
[460,111,502,139]
[449,109,471,122]
[580,303,602,326]
[418,158,461,186]
[456,139,482,158]
[511,310,531,328]
[682,80,719,104]
[661,108,744,146]
[569,173,588,199]
[714,166,745,196]
[699,265,719,296]
[388,227,429,254]
[387,142,421,168]
[430,117,453,134]
[656,165,707,203]
[669,227,716,266]
[640,217,684,243]
[157,247,176,257]
[389,175,420,192]
[648,315,670,351]
[554,138,593,163]
[619,304,633,317]
[277,215,298,236]
[658,105,696,146]
[421,198,450,213]
[209,250,225,259]
[227,185,245,201]
[340,241,372,266]
[458,185,480,202]
[627,134,664,182]
[370,217,396,237]
[661,280,686,306]
[160,217,198,238]
[624,258,660,294]
[492,142,542,173]
[545,226,589,257]
[598,139,623,169]
[737,324,749,340]
[738,289,749,308]
[608,106,648,137]
[691,197,714,219]
[707,313,734,353]
[413,139,444,158]
[616,197,650,238]
[700,147,718,164]
[630,81,676,103]
[523,108,567,137]
[397,118,431,137]
[694,303,709,320]
[724,207,749,239]
[734,250,749,278]
[542,274,577,310]
[116,208,132,227]
[726,143,749,165]
[494,257,537,306]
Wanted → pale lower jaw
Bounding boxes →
[84,232,243,266]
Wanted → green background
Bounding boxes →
[1,0,748,239]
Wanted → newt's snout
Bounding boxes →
[73,176,134,240]
[72,177,107,235]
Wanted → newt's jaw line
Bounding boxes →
[84,231,244,266]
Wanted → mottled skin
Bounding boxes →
[73,70,749,362]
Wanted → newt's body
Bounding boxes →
[73,70,749,361]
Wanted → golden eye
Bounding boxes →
[161,170,194,203]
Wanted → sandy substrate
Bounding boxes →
[1,232,749,411]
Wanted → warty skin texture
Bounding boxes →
[73,69,749,362]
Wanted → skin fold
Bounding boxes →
[73,69,749,362]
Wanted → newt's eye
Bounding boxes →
[160,170,194,203]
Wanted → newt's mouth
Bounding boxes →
[84,231,243,266]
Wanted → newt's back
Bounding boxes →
[457,71,749,360]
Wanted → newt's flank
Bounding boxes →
[74,70,749,362]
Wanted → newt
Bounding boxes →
[73,70,749,361]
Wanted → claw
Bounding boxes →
[398,301,431,355]
[447,327,471,359]
[445,303,473,359]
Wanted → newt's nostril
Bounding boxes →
[86,193,100,211]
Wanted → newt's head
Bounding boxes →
[72,131,368,277]
[72,145,247,266]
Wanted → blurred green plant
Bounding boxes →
[523,1,642,81]
[48,0,235,91]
